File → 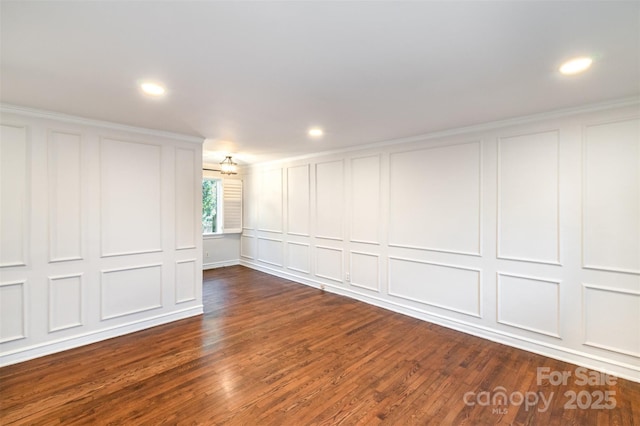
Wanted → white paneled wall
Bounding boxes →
[241,101,640,382]
[0,106,203,366]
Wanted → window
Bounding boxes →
[202,178,221,234]
[202,176,243,235]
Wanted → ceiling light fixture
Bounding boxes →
[559,57,593,75]
[308,128,324,138]
[220,156,238,175]
[140,81,166,96]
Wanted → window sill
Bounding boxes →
[203,233,224,240]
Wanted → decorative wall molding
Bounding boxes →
[257,168,284,233]
[0,123,29,268]
[582,284,640,358]
[315,160,345,241]
[582,117,640,275]
[0,109,203,367]
[350,154,382,245]
[99,137,163,257]
[240,235,256,259]
[286,241,311,274]
[350,251,380,292]
[176,259,197,303]
[257,237,284,267]
[497,272,561,338]
[0,104,203,144]
[315,245,344,283]
[47,129,83,263]
[0,306,203,368]
[388,141,482,257]
[286,164,311,236]
[388,256,482,318]
[48,273,83,332]
[175,147,198,250]
[0,281,26,343]
[497,130,560,265]
[100,265,163,321]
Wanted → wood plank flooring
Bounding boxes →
[1,266,639,425]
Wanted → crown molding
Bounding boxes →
[248,96,640,168]
[0,104,204,144]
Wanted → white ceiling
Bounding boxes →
[1,1,639,164]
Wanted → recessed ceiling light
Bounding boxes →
[140,82,166,96]
[308,128,323,138]
[559,57,593,75]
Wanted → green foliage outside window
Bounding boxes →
[203,179,218,233]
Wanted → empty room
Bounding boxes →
[1,1,639,424]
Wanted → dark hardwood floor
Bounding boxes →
[1,266,638,425]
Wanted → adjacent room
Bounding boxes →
[1,1,639,424]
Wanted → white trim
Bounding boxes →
[0,281,27,343]
[203,259,240,270]
[175,259,198,304]
[100,264,163,321]
[387,256,482,318]
[247,97,640,168]
[0,104,203,144]
[286,241,311,274]
[496,272,561,339]
[0,306,203,367]
[349,250,380,292]
[315,245,344,283]
[581,116,640,275]
[496,129,561,265]
[48,273,84,333]
[582,284,640,358]
[387,140,483,257]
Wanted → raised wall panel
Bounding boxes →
[101,139,162,257]
[351,155,381,244]
[175,148,197,249]
[241,235,256,259]
[497,273,560,337]
[287,242,310,274]
[258,168,283,232]
[350,251,379,292]
[257,238,284,267]
[287,165,310,235]
[584,119,640,274]
[0,124,28,267]
[498,131,559,264]
[0,281,26,342]
[389,142,481,255]
[175,260,197,303]
[49,274,82,332]
[389,257,480,317]
[583,285,640,357]
[48,130,82,262]
[316,246,343,282]
[101,264,162,320]
[315,160,344,240]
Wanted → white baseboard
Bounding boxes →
[203,259,240,270]
[240,260,640,383]
[0,306,203,367]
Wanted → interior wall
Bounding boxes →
[203,235,241,269]
[0,106,204,366]
[241,101,640,382]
